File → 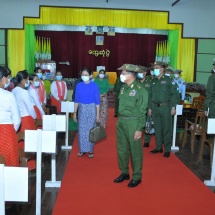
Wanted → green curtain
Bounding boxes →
[168,30,179,70]
[25,24,35,74]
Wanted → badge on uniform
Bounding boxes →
[161,81,166,84]
[129,89,136,96]
[145,84,150,88]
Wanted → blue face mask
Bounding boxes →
[137,73,144,79]
[33,81,40,88]
[36,73,43,79]
[56,75,63,81]
[4,78,10,89]
[154,69,160,77]
[165,73,170,77]
[25,80,30,88]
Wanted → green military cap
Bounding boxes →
[153,61,168,69]
[166,66,175,73]
[117,64,140,72]
[138,65,149,73]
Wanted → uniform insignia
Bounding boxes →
[131,84,133,88]
[145,84,150,87]
[161,81,166,84]
[129,89,136,96]
[178,81,181,84]
[153,83,155,85]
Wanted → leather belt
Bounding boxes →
[119,116,138,120]
[152,102,170,107]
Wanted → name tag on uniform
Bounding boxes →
[129,90,137,96]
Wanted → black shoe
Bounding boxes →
[114,114,118,117]
[163,152,170,158]
[203,154,210,160]
[150,148,163,154]
[114,173,130,183]
[127,179,141,188]
[143,143,149,147]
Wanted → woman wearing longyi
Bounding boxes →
[0,66,21,167]
[50,71,68,113]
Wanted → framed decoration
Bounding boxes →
[96,26,104,34]
[107,27,115,36]
[85,26,93,35]
[96,36,104,45]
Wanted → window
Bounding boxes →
[0,30,7,67]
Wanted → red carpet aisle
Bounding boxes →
[53,108,215,215]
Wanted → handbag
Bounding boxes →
[145,115,155,134]
[89,122,107,143]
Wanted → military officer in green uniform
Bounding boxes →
[113,76,124,117]
[204,64,215,118]
[137,65,153,147]
[148,62,178,158]
[114,64,148,188]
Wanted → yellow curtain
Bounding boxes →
[8,7,195,81]
[8,30,25,76]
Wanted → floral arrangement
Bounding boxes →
[186,82,206,91]
[63,78,77,89]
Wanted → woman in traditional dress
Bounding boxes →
[73,67,100,158]
[94,69,110,128]
[34,67,47,108]
[50,71,67,113]
[28,74,45,119]
[0,66,21,166]
[12,70,37,171]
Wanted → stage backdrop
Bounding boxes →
[35,30,167,78]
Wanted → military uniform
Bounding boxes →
[117,65,148,181]
[148,72,178,153]
[204,73,215,118]
[113,77,124,116]
[174,77,186,101]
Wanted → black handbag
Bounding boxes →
[89,122,107,143]
[145,115,155,134]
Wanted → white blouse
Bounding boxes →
[50,81,67,100]
[39,80,47,104]
[12,86,37,119]
[28,86,45,116]
[0,88,21,131]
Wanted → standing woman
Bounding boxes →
[74,67,100,158]
[0,66,21,166]
[94,69,110,128]
[50,71,68,113]
[34,67,47,108]
[28,74,45,119]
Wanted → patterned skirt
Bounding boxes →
[34,105,42,120]
[78,103,96,153]
[19,116,36,171]
[100,94,108,128]
[0,124,19,166]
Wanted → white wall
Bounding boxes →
[0,0,215,38]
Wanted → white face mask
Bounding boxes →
[81,76,90,82]
[213,69,215,73]
[137,73,144,79]
[99,74,105,79]
[33,81,40,88]
[165,73,171,77]
[174,74,179,79]
[150,71,154,76]
[120,74,127,83]
[154,69,160,77]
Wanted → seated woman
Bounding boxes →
[94,69,110,128]
[12,70,37,171]
[73,67,100,158]
[0,66,21,166]
[50,71,67,113]
[28,74,45,119]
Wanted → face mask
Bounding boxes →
[137,73,144,79]
[154,69,160,77]
[42,76,47,80]
[4,78,10,89]
[165,73,171,77]
[99,74,105,79]
[81,76,90,82]
[25,80,30,88]
[56,75,62,81]
[213,69,215,73]
[120,74,127,83]
[174,74,179,79]
[150,71,154,76]
[36,73,43,79]
[33,81,40,88]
